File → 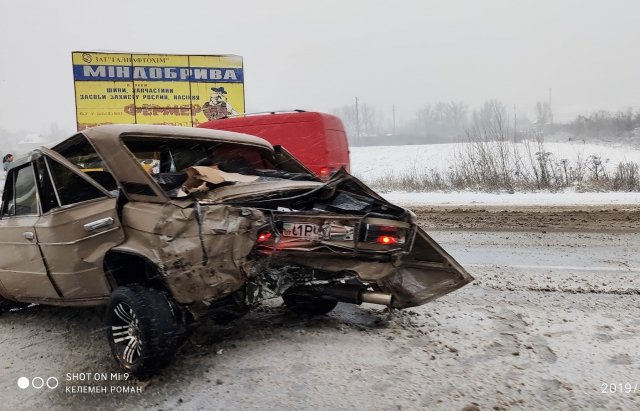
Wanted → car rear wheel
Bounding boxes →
[105,286,181,378]
[282,287,338,316]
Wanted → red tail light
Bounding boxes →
[257,231,273,242]
[362,225,406,245]
[376,235,398,245]
[319,167,331,177]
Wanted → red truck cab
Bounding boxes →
[198,111,350,177]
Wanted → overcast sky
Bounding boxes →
[0,0,639,134]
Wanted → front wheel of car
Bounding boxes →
[282,287,338,316]
[105,286,181,379]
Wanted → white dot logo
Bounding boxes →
[32,377,44,389]
[17,376,59,390]
[46,377,59,389]
[17,377,29,389]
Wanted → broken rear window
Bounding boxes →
[122,137,275,174]
[121,136,316,197]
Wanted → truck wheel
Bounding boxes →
[282,287,338,316]
[105,286,181,378]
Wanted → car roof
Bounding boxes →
[81,124,274,150]
[6,125,280,205]
[74,124,276,203]
[53,124,274,203]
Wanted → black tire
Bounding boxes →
[105,286,181,378]
[282,287,338,316]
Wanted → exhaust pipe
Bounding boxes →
[292,284,393,306]
[361,291,392,306]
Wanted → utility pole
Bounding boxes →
[513,104,517,141]
[548,88,553,125]
[355,97,360,143]
[392,104,396,135]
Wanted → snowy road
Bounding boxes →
[1,209,639,410]
[432,230,640,281]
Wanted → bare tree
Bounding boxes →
[535,101,553,126]
[332,102,383,140]
[331,104,358,139]
[359,104,383,137]
[445,101,468,129]
[412,101,468,141]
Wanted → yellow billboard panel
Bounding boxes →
[72,52,245,130]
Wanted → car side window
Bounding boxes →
[1,164,38,217]
[47,158,107,206]
[34,157,60,213]
[53,134,118,192]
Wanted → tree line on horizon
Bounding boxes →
[332,100,640,146]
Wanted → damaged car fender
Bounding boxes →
[118,200,265,307]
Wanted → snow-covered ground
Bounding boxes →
[351,141,640,181]
[351,141,640,206]
[379,190,640,206]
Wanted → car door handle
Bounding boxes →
[83,217,115,232]
[23,231,34,241]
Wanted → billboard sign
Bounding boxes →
[72,52,245,130]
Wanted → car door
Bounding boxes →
[0,162,61,301]
[32,151,125,300]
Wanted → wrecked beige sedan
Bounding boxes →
[0,124,472,377]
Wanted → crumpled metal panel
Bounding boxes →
[123,201,265,305]
[380,264,470,308]
[249,224,473,308]
[379,227,473,308]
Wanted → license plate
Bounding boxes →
[282,222,319,239]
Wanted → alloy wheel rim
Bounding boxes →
[111,302,142,365]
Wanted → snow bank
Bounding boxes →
[351,141,640,205]
[380,190,640,206]
[351,141,640,181]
